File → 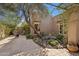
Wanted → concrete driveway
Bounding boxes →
[0,35,42,56]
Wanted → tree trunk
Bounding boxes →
[22,7,42,39]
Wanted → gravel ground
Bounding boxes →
[40,48,79,56]
[13,48,79,56]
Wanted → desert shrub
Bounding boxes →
[5,27,12,37]
[0,23,13,40]
[22,24,30,34]
[55,34,64,44]
[48,40,59,46]
[26,33,33,39]
[22,24,33,39]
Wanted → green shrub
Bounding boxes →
[5,27,12,37]
[48,40,59,46]
[26,33,33,39]
[55,34,64,44]
[56,34,64,40]
[0,23,13,40]
[22,24,30,34]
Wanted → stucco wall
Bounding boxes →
[40,15,59,34]
[76,12,79,46]
[29,7,59,35]
[67,7,79,52]
[68,8,79,46]
[68,13,77,45]
[30,14,59,35]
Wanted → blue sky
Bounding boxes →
[0,3,64,19]
[17,3,64,18]
[45,3,64,16]
[17,3,65,26]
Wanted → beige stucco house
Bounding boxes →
[67,6,79,52]
[29,4,79,52]
[29,9,60,36]
[57,5,79,52]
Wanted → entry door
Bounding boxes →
[34,22,40,34]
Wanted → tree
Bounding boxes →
[0,3,49,38]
